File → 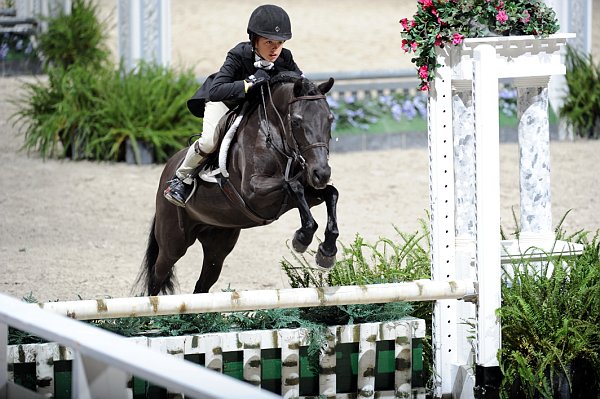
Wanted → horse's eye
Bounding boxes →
[291,117,302,129]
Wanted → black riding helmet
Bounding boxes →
[247,4,292,42]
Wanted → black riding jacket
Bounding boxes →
[187,41,303,118]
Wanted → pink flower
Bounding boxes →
[435,34,443,46]
[400,18,410,30]
[420,83,430,91]
[401,39,410,52]
[418,0,433,8]
[410,41,418,51]
[431,8,442,24]
[496,10,508,23]
[418,65,429,79]
[452,32,465,45]
[521,10,530,23]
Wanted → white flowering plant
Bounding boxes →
[400,0,560,91]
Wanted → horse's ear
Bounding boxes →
[318,78,334,95]
[293,79,305,97]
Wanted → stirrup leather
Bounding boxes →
[199,110,245,183]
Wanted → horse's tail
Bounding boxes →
[133,216,175,296]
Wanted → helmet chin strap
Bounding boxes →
[254,52,274,70]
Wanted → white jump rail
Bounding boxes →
[0,292,278,399]
[34,281,476,320]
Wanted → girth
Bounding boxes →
[217,177,277,225]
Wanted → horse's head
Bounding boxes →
[282,76,335,189]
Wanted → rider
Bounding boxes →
[164,4,304,207]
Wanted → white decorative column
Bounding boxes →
[118,0,171,72]
[453,88,477,240]
[515,82,554,242]
[452,84,478,398]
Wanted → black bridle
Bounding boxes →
[258,84,330,182]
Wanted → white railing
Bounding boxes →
[0,292,278,399]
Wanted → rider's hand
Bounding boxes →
[245,69,270,94]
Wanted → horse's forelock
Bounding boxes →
[269,73,300,87]
[302,79,321,96]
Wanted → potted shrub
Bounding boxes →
[11,0,200,164]
[499,231,600,398]
[560,46,600,139]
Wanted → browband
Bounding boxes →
[289,94,326,104]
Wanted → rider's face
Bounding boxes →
[255,36,285,62]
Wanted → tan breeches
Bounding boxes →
[175,101,230,181]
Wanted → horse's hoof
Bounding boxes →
[292,230,312,254]
[292,237,309,253]
[315,250,336,271]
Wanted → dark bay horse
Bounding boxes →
[137,75,339,296]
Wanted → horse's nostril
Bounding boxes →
[313,167,331,186]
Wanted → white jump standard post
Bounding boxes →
[117,0,171,73]
[428,33,576,398]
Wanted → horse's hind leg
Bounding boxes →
[315,185,339,269]
[193,227,241,293]
[287,180,318,252]
[148,212,194,296]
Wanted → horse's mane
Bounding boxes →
[269,72,300,86]
[269,73,321,96]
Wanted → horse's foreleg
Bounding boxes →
[315,184,339,269]
[194,227,241,293]
[287,180,318,253]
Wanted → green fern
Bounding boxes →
[500,231,600,397]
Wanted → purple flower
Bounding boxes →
[326,96,340,109]
[344,95,356,105]
[402,99,417,120]
[391,103,403,121]
[0,43,9,60]
[413,95,428,118]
